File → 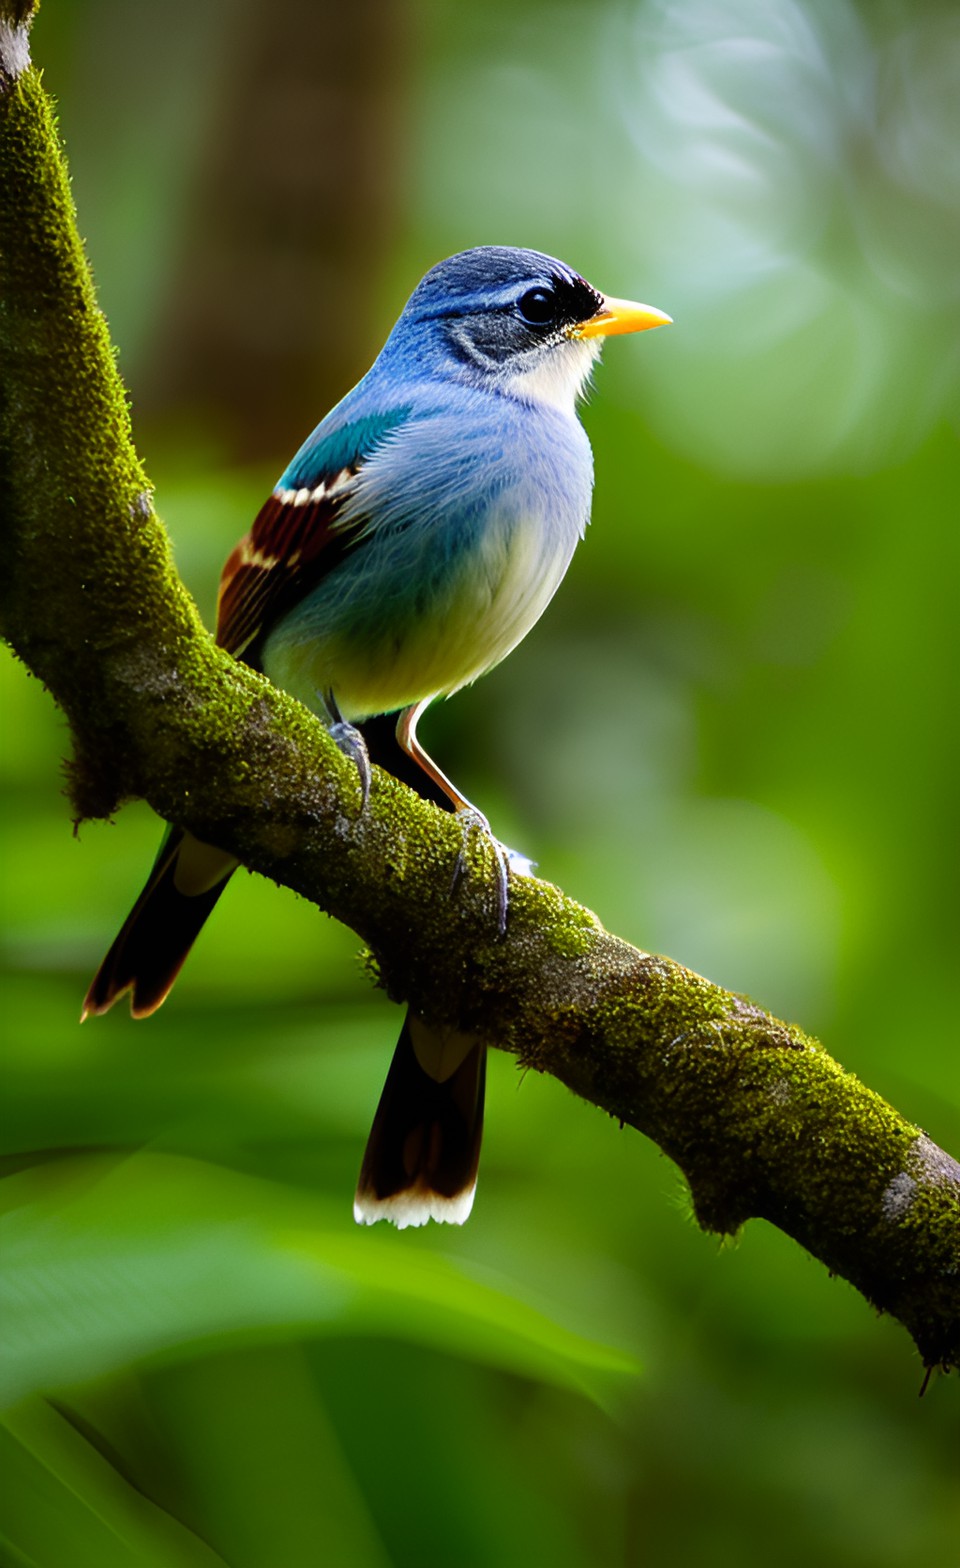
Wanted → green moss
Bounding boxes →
[0,68,191,704]
[508,876,599,958]
[0,4,40,31]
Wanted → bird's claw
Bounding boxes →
[329,720,371,811]
[449,808,533,937]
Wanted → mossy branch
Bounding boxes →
[1,19,957,1374]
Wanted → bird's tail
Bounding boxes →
[354,1014,486,1228]
[82,828,238,1020]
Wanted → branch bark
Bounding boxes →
[1,15,957,1374]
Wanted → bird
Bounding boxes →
[83,245,671,1227]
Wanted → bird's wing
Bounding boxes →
[216,408,411,661]
[217,478,359,660]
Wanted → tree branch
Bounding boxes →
[1,16,957,1373]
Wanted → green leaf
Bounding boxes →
[0,1399,227,1568]
[0,1152,639,1415]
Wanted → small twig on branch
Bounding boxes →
[0,11,957,1373]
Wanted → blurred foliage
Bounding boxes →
[2,0,958,1563]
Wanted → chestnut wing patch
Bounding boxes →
[216,470,364,662]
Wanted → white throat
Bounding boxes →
[503,336,602,415]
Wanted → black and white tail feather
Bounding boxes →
[354,1015,486,1228]
[82,828,238,1020]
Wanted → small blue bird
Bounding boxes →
[84,246,670,1226]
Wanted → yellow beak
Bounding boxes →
[574,295,673,339]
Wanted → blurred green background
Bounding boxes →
[2,0,958,1563]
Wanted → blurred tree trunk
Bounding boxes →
[143,0,408,459]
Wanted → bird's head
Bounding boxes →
[378,246,671,413]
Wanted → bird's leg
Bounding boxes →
[396,701,531,935]
[323,689,372,810]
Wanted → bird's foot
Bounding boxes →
[328,720,372,811]
[451,808,508,934]
[450,809,534,936]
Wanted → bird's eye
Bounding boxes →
[517,287,557,327]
